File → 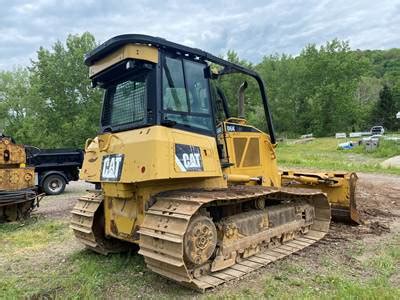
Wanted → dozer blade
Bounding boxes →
[281,170,361,224]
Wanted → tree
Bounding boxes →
[0,68,41,144]
[255,40,370,136]
[372,85,398,130]
[28,32,102,147]
[1,33,102,148]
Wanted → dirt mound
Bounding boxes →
[355,173,399,222]
[381,155,400,168]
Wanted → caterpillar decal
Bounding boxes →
[175,144,204,172]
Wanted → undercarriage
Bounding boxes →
[71,185,330,291]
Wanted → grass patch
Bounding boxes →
[1,225,399,299]
[0,249,193,299]
[0,216,194,299]
[368,235,400,278]
[352,139,400,158]
[0,217,69,255]
[209,235,400,300]
[1,189,399,299]
[276,137,400,175]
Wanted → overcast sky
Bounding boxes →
[1,0,399,70]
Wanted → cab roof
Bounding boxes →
[84,34,256,77]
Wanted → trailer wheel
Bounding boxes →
[43,174,66,195]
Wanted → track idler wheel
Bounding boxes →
[184,215,217,265]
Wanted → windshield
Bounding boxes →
[162,56,213,132]
[102,71,148,129]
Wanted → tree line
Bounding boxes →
[0,33,399,148]
[219,41,400,137]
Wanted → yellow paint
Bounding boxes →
[0,137,35,191]
[80,118,287,242]
[81,126,223,183]
[89,44,159,78]
[218,121,281,188]
[102,177,226,242]
[281,171,354,207]
[81,126,226,242]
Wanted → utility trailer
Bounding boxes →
[25,147,84,195]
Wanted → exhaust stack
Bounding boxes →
[237,81,248,118]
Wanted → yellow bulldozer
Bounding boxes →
[71,35,360,290]
[0,134,41,222]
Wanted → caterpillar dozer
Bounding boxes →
[0,134,41,222]
[71,35,358,291]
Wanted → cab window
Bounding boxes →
[102,71,148,129]
[162,56,213,133]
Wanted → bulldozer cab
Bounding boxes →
[88,36,275,136]
[87,35,278,185]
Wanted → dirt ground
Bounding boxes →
[33,181,94,219]
[355,173,400,232]
[15,173,400,297]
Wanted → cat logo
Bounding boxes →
[175,144,204,172]
[101,154,124,181]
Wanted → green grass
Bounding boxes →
[352,139,400,158]
[211,235,400,300]
[1,217,399,299]
[0,217,194,299]
[276,137,400,175]
[0,250,196,299]
[0,217,69,255]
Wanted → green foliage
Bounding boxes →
[0,68,35,139]
[1,35,400,147]
[256,40,372,136]
[372,85,399,130]
[0,32,101,148]
[216,42,400,138]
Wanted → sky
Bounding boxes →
[1,0,399,70]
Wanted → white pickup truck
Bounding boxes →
[370,126,384,135]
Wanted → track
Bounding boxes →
[70,192,104,253]
[70,192,131,255]
[139,186,330,291]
